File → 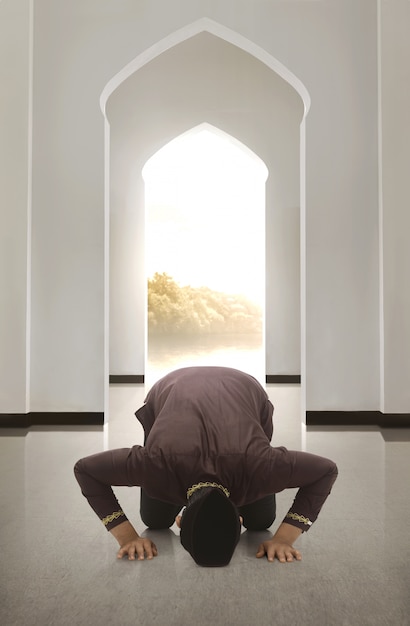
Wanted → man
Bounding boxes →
[74,366,337,566]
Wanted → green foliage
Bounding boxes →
[148,272,262,335]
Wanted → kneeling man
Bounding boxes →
[74,366,337,566]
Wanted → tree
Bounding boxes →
[147,272,262,335]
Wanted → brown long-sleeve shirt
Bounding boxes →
[74,366,337,532]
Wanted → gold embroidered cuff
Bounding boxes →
[285,512,313,527]
[102,510,125,526]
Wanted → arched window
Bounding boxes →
[142,124,268,384]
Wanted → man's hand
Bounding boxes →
[256,539,301,563]
[110,520,158,561]
[117,537,158,561]
[256,522,302,563]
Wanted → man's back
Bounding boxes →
[139,366,274,457]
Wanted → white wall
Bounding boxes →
[1,0,408,416]
[0,0,30,413]
[28,1,107,411]
[106,32,303,377]
[380,0,410,413]
[303,2,380,411]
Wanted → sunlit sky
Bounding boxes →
[142,126,268,304]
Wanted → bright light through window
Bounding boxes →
[142,124,268,384]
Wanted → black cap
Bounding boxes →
[180,488,241,567]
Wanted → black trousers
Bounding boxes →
[140,489,276,531]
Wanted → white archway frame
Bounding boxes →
[142,121,270,182]
[100,18,311,116]
[101,17,310,421]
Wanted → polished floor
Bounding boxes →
[1,382,410,626]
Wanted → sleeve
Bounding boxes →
[73,447,144,531]
[279,450,338,532]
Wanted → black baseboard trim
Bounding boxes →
[2,410,409,430]
[109,375,144,384]
[266,375,301,384]
[306,411,410,428]
[0,412,104,428]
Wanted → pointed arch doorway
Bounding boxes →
[102,21,308,418]
[142,124,268,385]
